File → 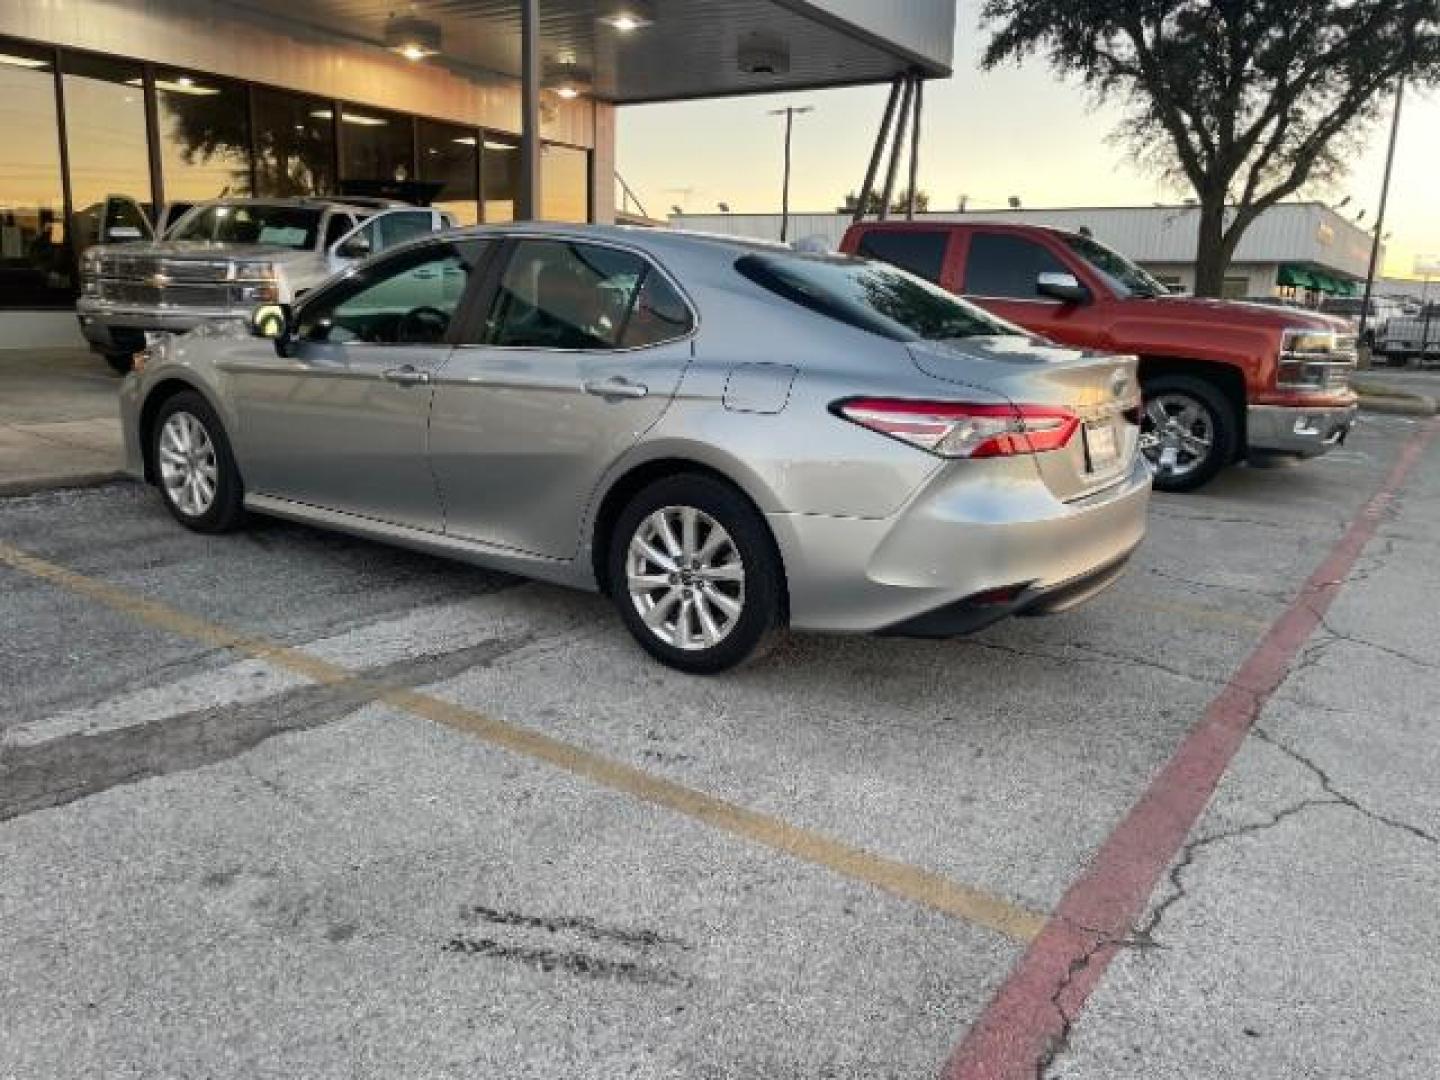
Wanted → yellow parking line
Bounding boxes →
[0,540,1046,944]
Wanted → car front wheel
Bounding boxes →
[151,391,246,533]
[609,474,785,674]
[1139,375,1238,493]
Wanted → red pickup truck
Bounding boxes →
[840,221,1358,491]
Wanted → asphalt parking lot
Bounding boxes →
[2,409,1438,1078]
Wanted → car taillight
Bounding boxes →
[832,398,1080,458]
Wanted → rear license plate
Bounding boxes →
[1084,422,1120,473]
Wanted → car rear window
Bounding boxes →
[735,252,1021,343]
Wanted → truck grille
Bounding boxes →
[98,280,235,307]
[99,254,237,282]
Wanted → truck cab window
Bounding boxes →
[963,233,1069,299]
[855,230,948,283]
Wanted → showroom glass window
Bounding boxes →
[418,120,478,226]
[154,68,252,201]
[61,54,154,233]
[541,143,590,223]
[482,135,520,223]
[339,106,414,186]
[253,87,336,197]
[0,40,71,308]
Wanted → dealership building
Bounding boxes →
[673,202,1382,301]
[0,0,954,346]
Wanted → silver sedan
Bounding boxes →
[120,224,1150,673]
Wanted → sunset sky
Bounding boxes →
[618,1,1438,280]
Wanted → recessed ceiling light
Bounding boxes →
[483,140,516,152]
[597,0,655,31]
[452,136,478,147]
[554,84,580,100]
[385,14,442,61]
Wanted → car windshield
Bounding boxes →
[1060,233,1167,298]
[735,252,1024,343]
[169,204,322,250]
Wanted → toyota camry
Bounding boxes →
[121,224,1150,673]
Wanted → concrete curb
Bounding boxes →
[1357,393,1439,417]
[0,471,130,498]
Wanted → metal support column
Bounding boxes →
[906,77,924,220]
[878,74,914,221]
[519,0,542,221]
[853,75,903,225]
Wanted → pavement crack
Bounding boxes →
[963,638,1222,689]
[1251,727,1439,847]
[1142,565,1292,603]
[1131,797,1339,954]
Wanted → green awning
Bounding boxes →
[1311,272,1340,294]
[1333,279,1358,297]
[1278,264,1315,288]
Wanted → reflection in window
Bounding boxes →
[0,39,71,308]
[298,242,479,345]
[541,143,590,223]
[482,136,519,223]
[62,54,153,228]
[339,106,413,185]
[418,120,478,226]
[488,240,644,350]
[155,68,251,201]
[253,87,335,197]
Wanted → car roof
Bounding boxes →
[436,221,800,260]
[180,196,406,212]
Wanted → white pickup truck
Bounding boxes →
[1376,309,1440,367]
[76,197,453,372]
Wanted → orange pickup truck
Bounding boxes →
[841,221,1357,491]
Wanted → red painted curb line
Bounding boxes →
[941,417,1440,1080]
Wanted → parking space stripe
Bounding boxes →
[940,416,1440,1080]
[0,540,1046,944]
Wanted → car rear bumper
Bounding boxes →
[1247,403,1357,459]
[768,453,1151,634]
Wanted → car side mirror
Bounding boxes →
[337,234,372,260]
[251,303,293,354]
[1037,272,1089,304]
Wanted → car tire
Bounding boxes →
[151,391,246,533]
[1140,375,1238,493]
[105,352,135,375]
[609,474,785,674]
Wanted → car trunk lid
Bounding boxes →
[908,336,1142,502]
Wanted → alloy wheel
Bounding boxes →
[1139,392,1215,482]
[626,505,746,651]
[158,411,219,518]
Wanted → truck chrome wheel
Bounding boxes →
[158,411,219,518]
[626,506,746,651]
[1140,392,1215,481]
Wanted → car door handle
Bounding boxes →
[583,377,648,400]
[383,365,431,387]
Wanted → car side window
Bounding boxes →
[963,233,1069,299]
[855,229,948,283]
[486,240,649,351]
[622,269,693,347]
[295,240,484,346]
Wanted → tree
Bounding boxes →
[979,1,1440,296]
[840,188,931,215]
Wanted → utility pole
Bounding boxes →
[768,105,813,242]
[1358,80,1404,348]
